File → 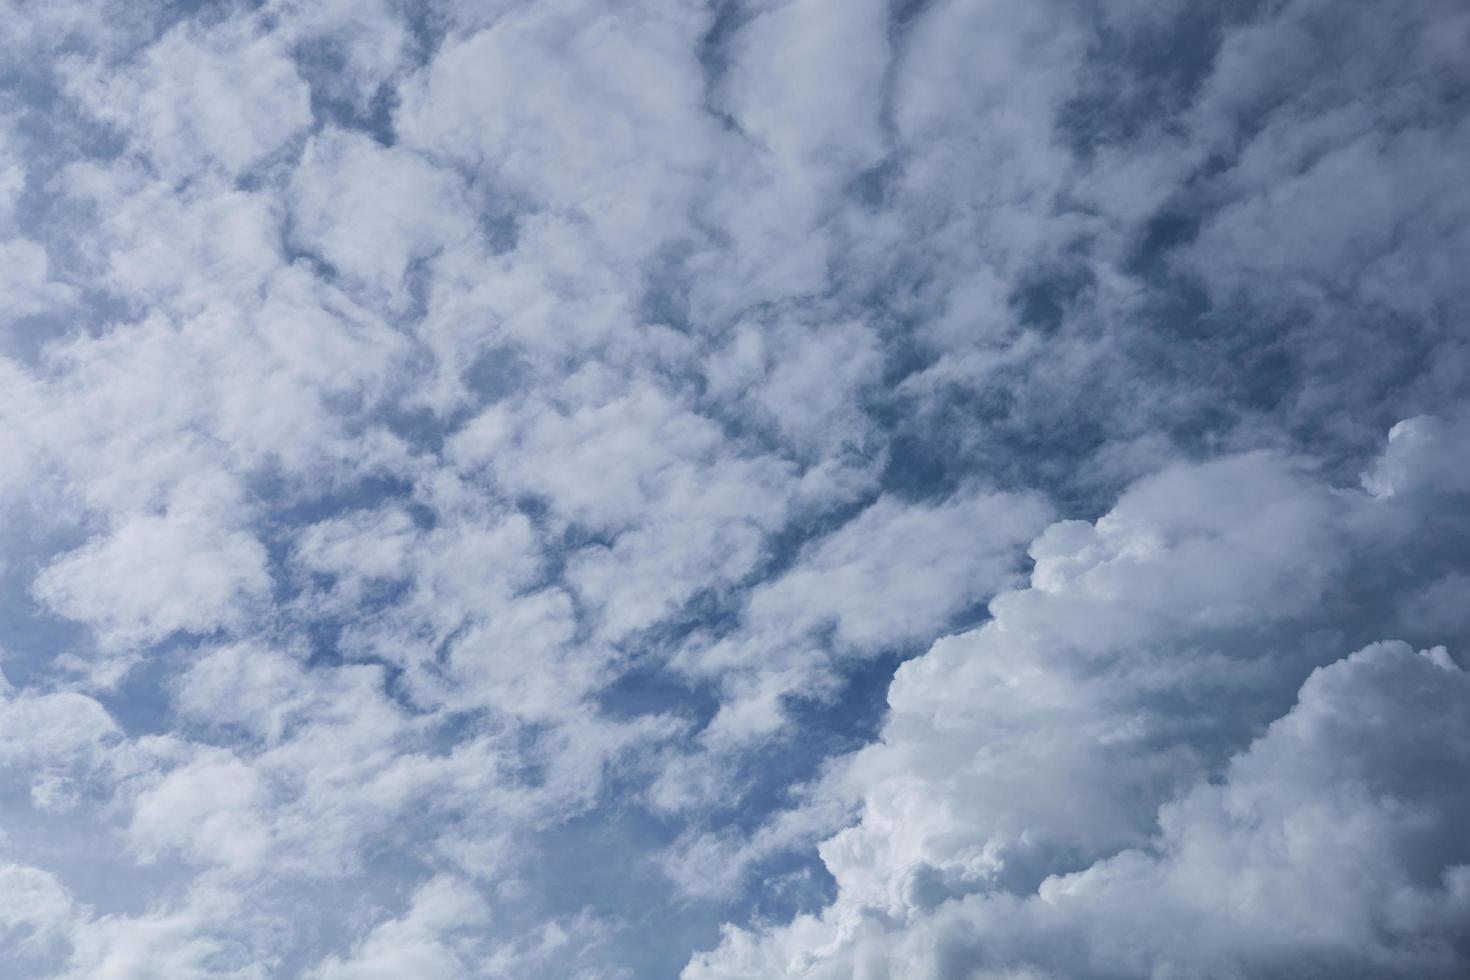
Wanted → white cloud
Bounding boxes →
[685,432,1470,977]
[128,751,272,873]
[1362,414,1470,500]
[1187,119,1470,317]
[738,488,1051,654]
[681,486,1052,749]
[691,641,1470,979]
[61,163,284,308]
[714,0,890,181]
[0,863,76,962]
[0,153,24,226]
[269,0,414,112]
[0,238,76,320]
[704,317,885,466]
[65,15,311,180]
[0,686,120,773]
[0,0,1466,976]
[453,382,799,640]
[59,880,267,980]
[34,496,271,653]
[306,876,489,980]
[395,0,720,259]
[290,128,477,306]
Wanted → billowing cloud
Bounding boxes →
[687,641,1470,979]
[0,0,1465,977]
[685,423,1470,977]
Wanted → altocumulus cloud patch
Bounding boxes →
[0,1,1468,978]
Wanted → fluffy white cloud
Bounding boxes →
[129,751,272,873]
[306,876,489,980]
[0,863,76,965]
[58,881,267,980]
[680,486,1052,749]
[269,0,414,112]
[0,238,76,320]
[714,0,890,181]
[289,128,477,305]
[704,317,885,468]
[1362,414,1470,500]
[395,0,720,259]
[34,498,271,653]
[826,453,1343,897]
[687,640,1470,979]
[452,382,799,640]
[61,164,283,309]
[685,431,1470,976]
[0,0,1466,976]
[0,684,121,781]
[66,14,311,179]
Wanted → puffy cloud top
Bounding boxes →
[0,0,1467,977]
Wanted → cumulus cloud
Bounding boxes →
[66,14,312,180]
[687,641,1470,979]
[0,0,1466,976]
[290,128,477,305]
[34,504,271,653]
[395,0,719,259]
[1362,414,1470,500]
[306,876,490,980]
[679,486,1052,750]
[0,863,76,965]
[685,425,1470,977]
[0,238,76,319]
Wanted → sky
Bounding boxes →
[1,0,1468,977]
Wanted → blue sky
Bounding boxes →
[1,1,1469,977]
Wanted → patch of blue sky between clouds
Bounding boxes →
[1,0,1469,978]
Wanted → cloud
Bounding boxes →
[395,0,720,259]
[0,863,76,965]
[687,641,1470,979]
[289,128,477,305]
[0,0,1466,976]
[678,486,1051,750]
[1362,414,1470,500]
[61,163,284,308]
[712,0,890,181]
[65,14,312,180]
[728,451,1346,899]
[0,685,121,770]
[128,751,272,873]
[684,430,1470,977]
[0,238,76,319]
[34,493,271,654]
[58,880,266,980]
[703,316,885,470]
[452,381,799,641]
[305,876,489,980]
[272,0,415,114]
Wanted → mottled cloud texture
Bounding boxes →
[1,1,1468,978]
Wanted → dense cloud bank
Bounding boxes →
[0,0,1467,977]
[688,434,1470,978]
